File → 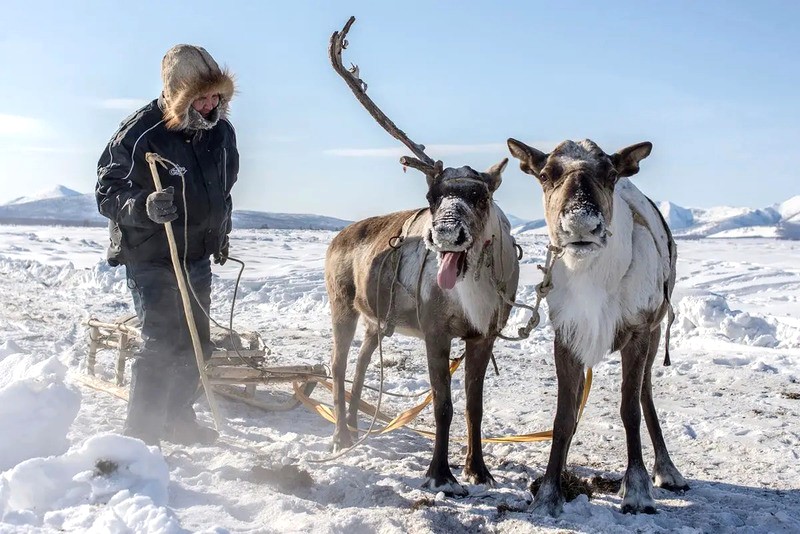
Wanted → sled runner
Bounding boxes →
[80,314,323,412]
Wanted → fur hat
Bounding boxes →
[160,44,235,130]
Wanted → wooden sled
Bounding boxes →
[80,315,323,412]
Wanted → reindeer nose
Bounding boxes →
[432,220,470,249]
[561,208,604,237]
[454,228,467,246]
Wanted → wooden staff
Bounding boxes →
[145,152,223,431]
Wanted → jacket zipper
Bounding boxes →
[222,147,228,192]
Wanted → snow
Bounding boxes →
[1,224,799,533]
[1,434,177,532]
[0,355,80,471]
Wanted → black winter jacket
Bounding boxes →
[96,99,238,266]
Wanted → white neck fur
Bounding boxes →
[547,189,635,367]
[454,203,519,335]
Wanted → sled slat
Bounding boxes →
[72,373,130,401]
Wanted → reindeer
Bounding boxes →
[506,138,689,515]
[324,17,519,496]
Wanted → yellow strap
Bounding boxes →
[314,380,396,424]
[479,368,594,443]
[297,357,464,433]
[379,357,463,433]
[296,363,593,444]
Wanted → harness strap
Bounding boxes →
[640,197,678,367]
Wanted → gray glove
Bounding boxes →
[145,186,178,224]
[214,236,229,265]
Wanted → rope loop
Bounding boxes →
[493,241,562,342]
[535,281,553,299]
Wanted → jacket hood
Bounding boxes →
[160,44,235,130]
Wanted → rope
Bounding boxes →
[146,153,269,378]
[495,244,563,342]
[306,210,428,463]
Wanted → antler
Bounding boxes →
[329,16,442,177]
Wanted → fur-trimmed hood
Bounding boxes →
[160,44,235,131]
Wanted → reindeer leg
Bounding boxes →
[642,325,689,492]
[532,338,585,516]
[620,329,657,514]
[422,336,466,496]
[330,310,359,452]
[346,324,380,438]
[462,336,496,487]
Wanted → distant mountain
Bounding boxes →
[0,191,101,226]
[0,187,351,230]
[511,218,548,235]
[232,210,350,231]
[658,201,694,230]
[511,195,800,240]
[2,185,796,238]
[3,185,83,206]
[673,205,782,238]
[504,213,530,228]
[775,196,800,239]
[777,196,800,223]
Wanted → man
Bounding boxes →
[96,44,238,446]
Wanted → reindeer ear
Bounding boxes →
[483,158,508,192]
[612,142,652,177]
[507,138,548,179]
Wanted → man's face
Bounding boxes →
[192,92,220,117]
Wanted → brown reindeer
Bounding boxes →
[324,18,519,496]
[507,138,688,515]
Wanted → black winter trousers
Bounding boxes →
[124,258,212,441]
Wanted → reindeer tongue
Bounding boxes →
[437,252,462,290]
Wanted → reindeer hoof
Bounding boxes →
[620,485,657,514]
[653,467,689,493]
[656,481,689,493]
[531,483,564,517]
[463,468,497,488]
[422,477,468,497]
[330,434,353,453]
[530,496,563,517]
[621,466,657,514]
[621,503,657,515]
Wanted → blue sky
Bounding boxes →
[1,0,798,220]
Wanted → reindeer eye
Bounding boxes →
[539,172,549,181]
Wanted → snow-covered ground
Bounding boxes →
[0,224,799,533]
